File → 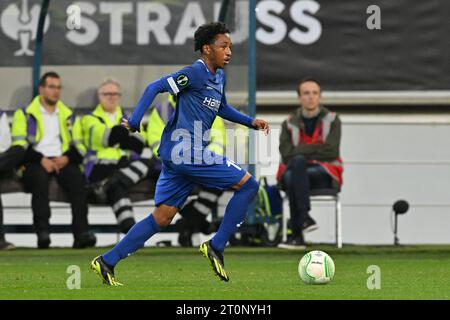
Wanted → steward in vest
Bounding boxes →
[145,94,226,246]
[81,78,159,234]
[277,78,343,250]
[11,72,96,249]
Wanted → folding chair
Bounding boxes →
[282,188,342,248]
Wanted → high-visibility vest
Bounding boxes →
[11,96,85,157]
[81,104,145,176]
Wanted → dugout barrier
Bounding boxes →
[0,174,164,235]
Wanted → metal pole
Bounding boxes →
[247,0,257,224]
[394,213,399,246]
[218,0,231,22]
[32,0,51,97]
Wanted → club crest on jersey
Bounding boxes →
[176,74,189,87]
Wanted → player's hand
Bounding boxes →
[121,117,139,133]
[121,117,131,130]
[252,119,270,135]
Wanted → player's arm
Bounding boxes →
[126,66,198,132]
[126,79,168,132]
[218,94,270,135]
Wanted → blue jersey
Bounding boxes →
[129,59,254,164]
[159,59,226,162]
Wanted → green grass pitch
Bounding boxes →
[1,245,449,300]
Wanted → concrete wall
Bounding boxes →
[0,65,248,110]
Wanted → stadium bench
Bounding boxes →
[0,175,184,234]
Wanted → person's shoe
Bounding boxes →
[277,236,307,250]
[303,218,319,233]
[37,232,50,249]
[178,228,193,247]
[73,232,97,249]
[175,217,193,247]
[0,240,15,250]
[90,255,123,286]
[199,240,229,282]
[200,221,217,235]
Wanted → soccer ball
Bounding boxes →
[298,250,335,285]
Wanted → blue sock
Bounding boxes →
[211,177,259,252]
[102,213,161,267]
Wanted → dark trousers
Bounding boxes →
[178,187,222,232]
[0,196,4,241]
[0,146,27,241]
[89,158,159,233]
[22,162,89,237]
[283,155,332,236]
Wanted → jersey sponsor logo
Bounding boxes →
[176,74,189,87]
[202,96,220,112]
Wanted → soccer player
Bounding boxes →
[90,22,269,285]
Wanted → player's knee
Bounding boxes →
[242,176,259,197]
[153,214,173,228]
[153,205,178,228]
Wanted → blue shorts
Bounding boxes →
[154,157,247,209]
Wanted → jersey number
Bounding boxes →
[226,159,242,171]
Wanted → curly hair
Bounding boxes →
[194,22,230,53]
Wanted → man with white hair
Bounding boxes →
[81,78,159,233]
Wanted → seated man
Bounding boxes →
[81,78,160,233]
[277,78,343,249]
[145,95,225,246]
[11,72,96,249]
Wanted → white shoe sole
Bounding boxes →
[303,224,319,233]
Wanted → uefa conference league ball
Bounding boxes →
[298,250,335,285]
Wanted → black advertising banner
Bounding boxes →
[256,0,450,91]
[0,0,248,65]
[0,0,449,91]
